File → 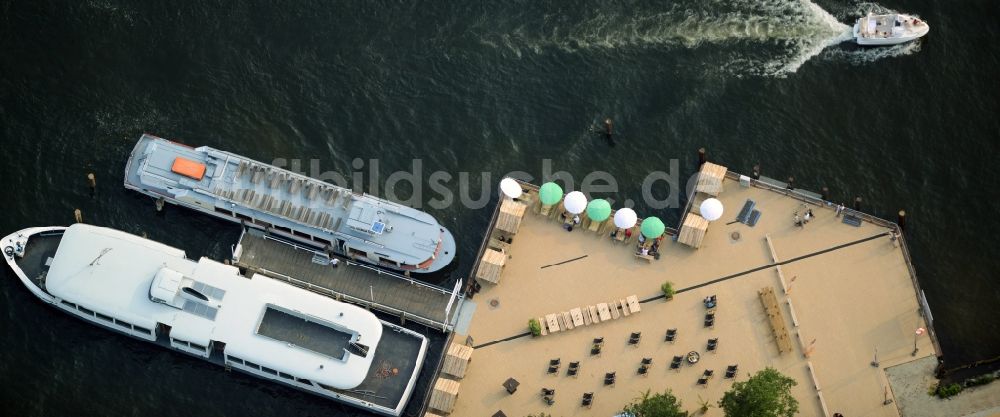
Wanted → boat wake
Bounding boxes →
[478,0,915,77]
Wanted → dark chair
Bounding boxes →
[707,338,718,352]
[547,359,561,374]
[593,337,604,346]
[704,369,715,379]
[704,295,717,309]
[704,313,715,328]
[591,345,602,356]
[567,362,580,377]
[604,372,616,386]
[628,332,642,347]
[697,376,708,387]
[641,357,653,366]
[637,365,649,376]
[541,388,555,396]
[725,364,738,379]
[665,328,677,343]
[670,356,683,371]
[582,392,594,408]
[543,396,555,405]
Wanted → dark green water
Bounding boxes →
[2,0,998,415]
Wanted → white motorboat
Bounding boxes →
[853,13,929,46]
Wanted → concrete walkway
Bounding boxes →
[887,356,1000,417]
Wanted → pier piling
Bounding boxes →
[821,187,829,201]
[786,176,795,190]
[74,209,83,223]
[897,210,906,232]
[698,148,707,166]
[751,164,760,180]
[854,197,862,211]
[86,173,96,196]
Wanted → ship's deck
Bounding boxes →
[257,306,354,361]
[233,229,459,330]
[444,175,937,417]
[15,231,63,288]
[332,323,426,410]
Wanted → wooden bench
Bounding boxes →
[759,286,793,354]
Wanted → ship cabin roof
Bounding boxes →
[44,224,382,389]
[127,134,450,269]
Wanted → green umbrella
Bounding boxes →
[538,182,563,206]
[640,216,665,238]
[586,199,612,222]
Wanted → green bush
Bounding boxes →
[936,383,962,398]
[720,368,798,417]
[528,318,542,336]
[623,389,688,417]
[966,374,996,387]
[661,281,676,299]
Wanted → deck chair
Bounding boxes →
[665,328,677,343]
[707,338,719,352]
[704,369,715,379]
[637,365,649,376]
[543,396,555,406]
[582,392,594,408]
[704,313,715,328]
[725,365,739,379]
[628,332,642,347]
[670,356,683,371]
[604,372,616,386]
[697,376,708,387]
[547,358,561,374]
[541,388,555,396]
[567,362,580,377]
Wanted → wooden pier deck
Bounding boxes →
[233,229,461,331]
[436,170,938,417]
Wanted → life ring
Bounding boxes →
[4,246,13,257]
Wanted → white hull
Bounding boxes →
[3,226,427,417]
[853,13,929,45]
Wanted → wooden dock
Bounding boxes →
[233,229,462,331]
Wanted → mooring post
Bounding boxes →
[821,187,829,201]
[786,176,795,190]
[604,118,613,138]
[87,173,96,196]
[74,209,83,223]
[897,210,906,232]
[854,196,863,211]
[698,148,707,166]
[751,164,760,180]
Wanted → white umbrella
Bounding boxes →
[614,207,638,228]
[563,191,588,214]
[499,177,522,199]
[700,198,724,221]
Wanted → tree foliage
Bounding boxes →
[623,389,688,417]
[719,367,798,417]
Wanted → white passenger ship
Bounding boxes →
[124,134,456,274]
[2,224,427,416]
